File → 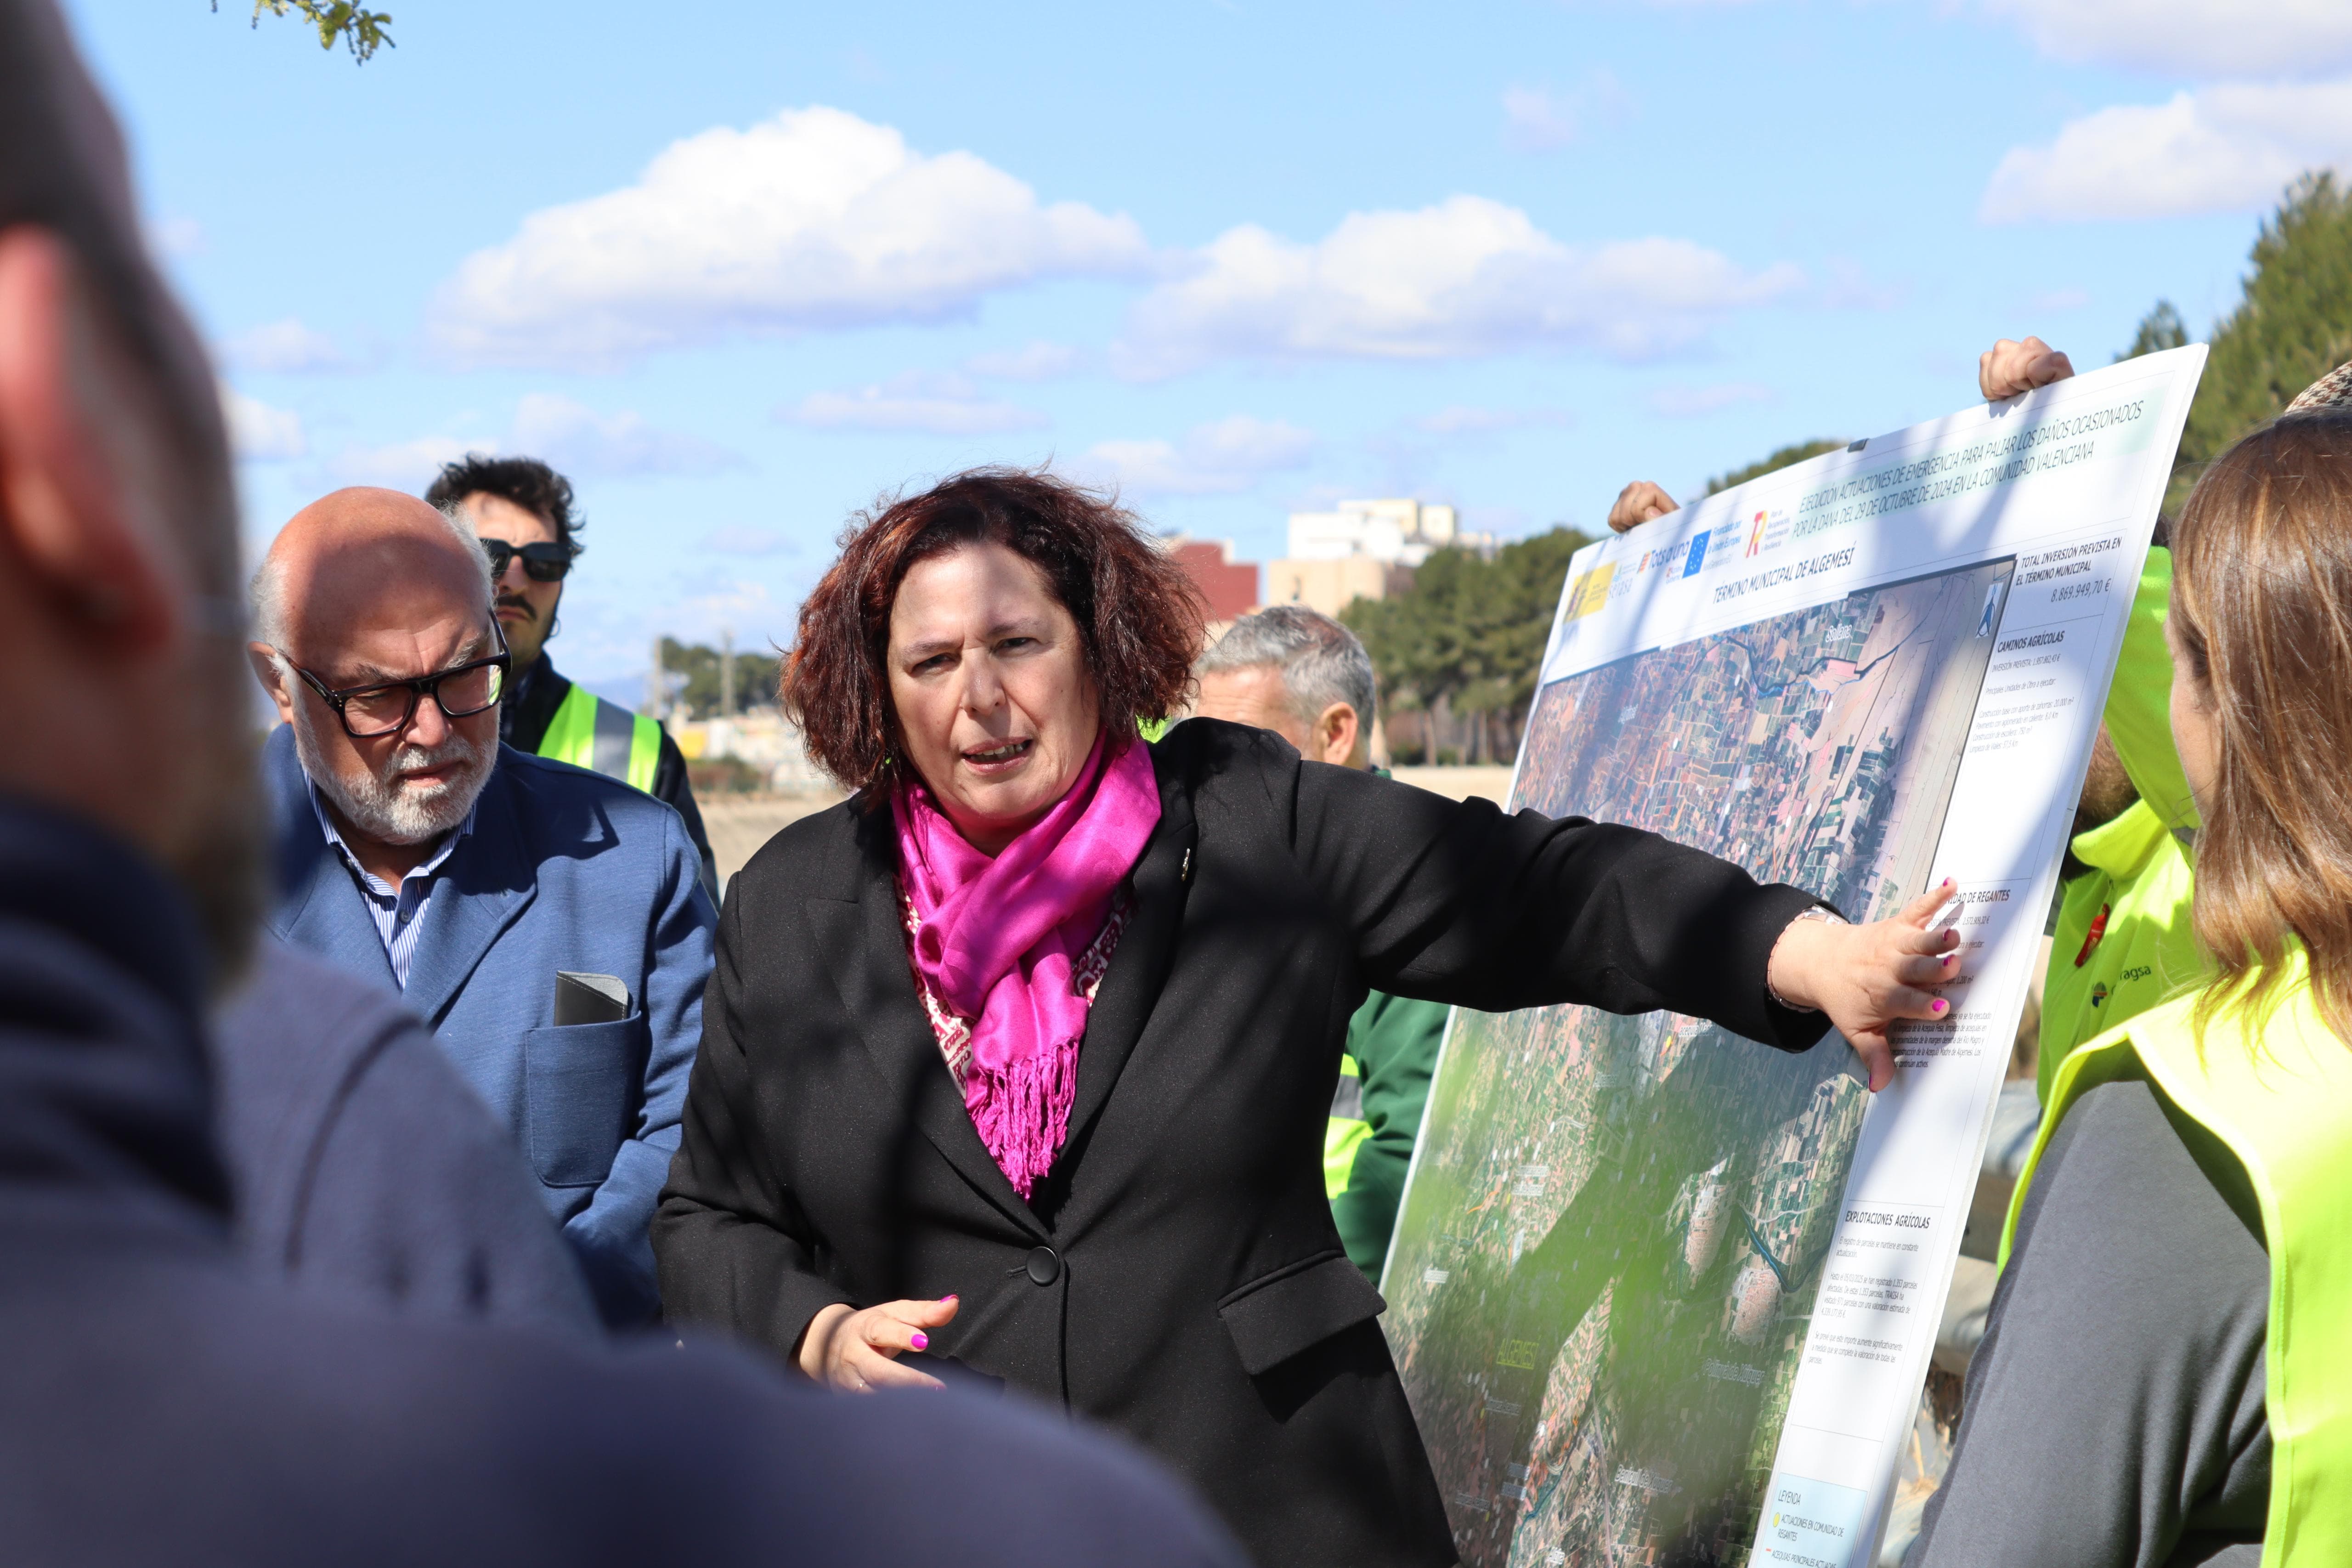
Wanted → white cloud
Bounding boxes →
[429,106,1149,370]
[1077,415,1316,497]
[509,393,742,476]
[779,371,1047,435]
[964,340,1087,380]
[224,317,354,374]
[1977,0,2352,79]
[314,436,488,492]
[148,217,204,259]
[1414,405,1573,435]
[1822,258,1906,311]
[309,397,738,490]
[1648,382,1775,418]
[699,525,797,557]
[1502,72,1632,153]
[1116,196,1802,377]
[220,385,306,462]
[1980,81,2352,222]
[1503,87,1582,153]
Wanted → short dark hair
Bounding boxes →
[786,466,1205,797]
[424,455,582,555]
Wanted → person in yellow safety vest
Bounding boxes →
[1974,337,2208,1098]
[425,456,716,898]
[1911,398,2352,1568]
[1190,606,1450,1282]
[2035,545,2203,1098]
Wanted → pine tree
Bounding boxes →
[1705,440,1845,496]
[2182,173,2352,465]
[2115,300,2187,363]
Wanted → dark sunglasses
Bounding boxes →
[481,538,575,583]
[286,625,512,740]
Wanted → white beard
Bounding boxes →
[292,705,497,846]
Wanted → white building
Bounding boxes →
[1285,498,1459,565]
[1266,498,1483,618]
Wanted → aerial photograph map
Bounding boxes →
[1384,556,2016,1568]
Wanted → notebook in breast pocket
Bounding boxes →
[554,970,631,1026]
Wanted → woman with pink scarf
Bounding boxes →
[654,469,1956,1568]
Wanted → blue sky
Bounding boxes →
[61,0,2352,691]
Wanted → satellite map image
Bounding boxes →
[1384,556,2015,1568]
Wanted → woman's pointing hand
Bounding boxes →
[1766,881,1962,1091]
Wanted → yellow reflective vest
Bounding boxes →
[2006,957,2352,1567]
[1323,1052,1369,1200]
[538,682,662,795]
[2040,802,2202,1103]
[2042,548,2204,1099]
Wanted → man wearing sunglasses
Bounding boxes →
[425,456,715,899]
[249,487,716,1327]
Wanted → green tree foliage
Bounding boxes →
[2116,300,2188,362]
[2181,173,2352,466]
[1705,439,1845,496]
[659,638,781,720]
[1342,527,1589,755]
[216,0,394,62]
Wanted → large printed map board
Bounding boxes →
[1382,346,2208,1568]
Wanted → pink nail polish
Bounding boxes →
[910,1331,929,1352]
[941,1294,958,1304]
[1933,998,1949,1014]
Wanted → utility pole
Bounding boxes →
[720,627,735,720]
[645,636,664,719]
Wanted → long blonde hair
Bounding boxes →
[2171,411,2352,1042]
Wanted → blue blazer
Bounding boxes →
[264,725,716,1324]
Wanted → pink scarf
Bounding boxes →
[892,732,1162,1198]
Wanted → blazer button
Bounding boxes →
[1025,1245,1061,1285]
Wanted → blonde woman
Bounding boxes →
[1914,404,2352,1566]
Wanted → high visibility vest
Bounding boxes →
[2039,800,2202,1103]
[538,682,662,795]
[1324,1052,1370,1199]
[2042,549,2203,1098]
[2004,954,2352,1567]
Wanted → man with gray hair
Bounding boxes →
[1193,606,1449,1280]
[1194,604,1379,769]
[249,485,715,1326]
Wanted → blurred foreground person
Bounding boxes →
[426,454,717,897]
[655,467,1962,1568]
[211,940,598,1331]
[0,6,1244,1564]
[249,488,712,1326]
[1192,605,1447,1282]
[1913,408,2352,1566]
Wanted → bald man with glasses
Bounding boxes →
[250,487,715,1327]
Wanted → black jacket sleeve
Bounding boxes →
[655,874,854,1354]
[1280,735,1830,1050]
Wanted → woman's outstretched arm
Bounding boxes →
[1277,730,1954,1085]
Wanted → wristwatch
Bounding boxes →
[1767,905,1848,1013]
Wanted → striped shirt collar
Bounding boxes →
[306,777,477,988]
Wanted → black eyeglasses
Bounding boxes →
[481,538,575,583]
[285,626,511,739]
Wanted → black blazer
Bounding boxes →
[654,719,1828,1567]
